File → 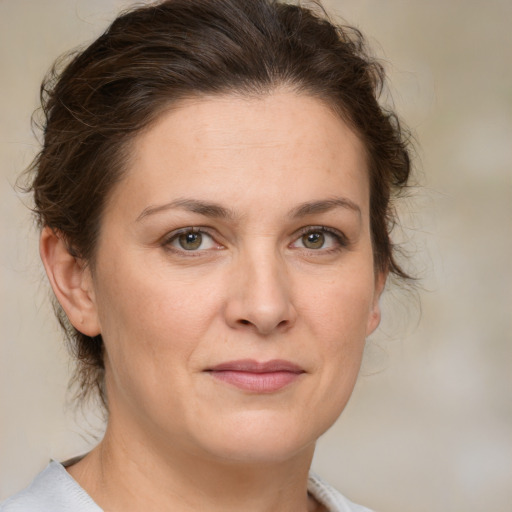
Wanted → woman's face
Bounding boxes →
[86,91,384,463]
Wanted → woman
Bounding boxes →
[2,0,412,510]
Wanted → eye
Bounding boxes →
[165,229,219,252]
[301,231,326,249]
[290,227,346,251]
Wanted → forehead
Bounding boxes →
[109,90,369,219]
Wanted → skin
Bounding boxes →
[40,90,385,512]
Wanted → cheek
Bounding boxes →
[94,276,211,430]
[93,261,213,386]
[287,273,374,439]
[94,253,236,391]
[300,269,375,344]
[298,267,375,394]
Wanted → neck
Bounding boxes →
[68,420,320,512]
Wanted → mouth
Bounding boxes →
[205,359,305,393]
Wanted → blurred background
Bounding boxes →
[1,1,511,511]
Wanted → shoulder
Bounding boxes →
[0,461,101,512]
[308,473,375,512]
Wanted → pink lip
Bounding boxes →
[206,359,305,393]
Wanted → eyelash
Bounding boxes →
[291,226,348,253]
[161,227,220,256]
[161,226,348,255]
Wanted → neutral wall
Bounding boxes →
[1,1,511,511]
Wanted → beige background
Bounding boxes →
[1,1,511,511]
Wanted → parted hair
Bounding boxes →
[26,0,412,407]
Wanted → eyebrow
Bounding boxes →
[289,197,362,219]
[136,198,237,222]
[136,196,361,222]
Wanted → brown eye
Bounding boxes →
[166,229,219,253]
[290,227,345,252]
[301,231,325,249]
[178,232,203,250]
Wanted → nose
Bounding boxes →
[224,248,297,336]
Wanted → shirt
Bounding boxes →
[1,461,374,512]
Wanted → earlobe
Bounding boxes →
[39,227,101,337]
[366,270,387,336]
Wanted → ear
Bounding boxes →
[39,227,101,337]
[365,270,387,336]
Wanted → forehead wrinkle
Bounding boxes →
[191,125,288,152]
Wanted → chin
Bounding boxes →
[190,408,330,465]
[204,436,314,466]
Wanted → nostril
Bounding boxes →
[235,317,292,332]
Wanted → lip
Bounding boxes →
[206,359,305,393]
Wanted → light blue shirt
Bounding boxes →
[1,461,373,512]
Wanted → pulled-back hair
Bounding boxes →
[27,0,412,406]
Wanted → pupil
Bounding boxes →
[179,232,202,250]
[304,232,324,249]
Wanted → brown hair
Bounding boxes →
[26,0,412,406]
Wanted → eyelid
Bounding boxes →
[162,227,224,253]
[160,225,348,254]
[290,225,349,250]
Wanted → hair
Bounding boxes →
[25,0,413,407]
